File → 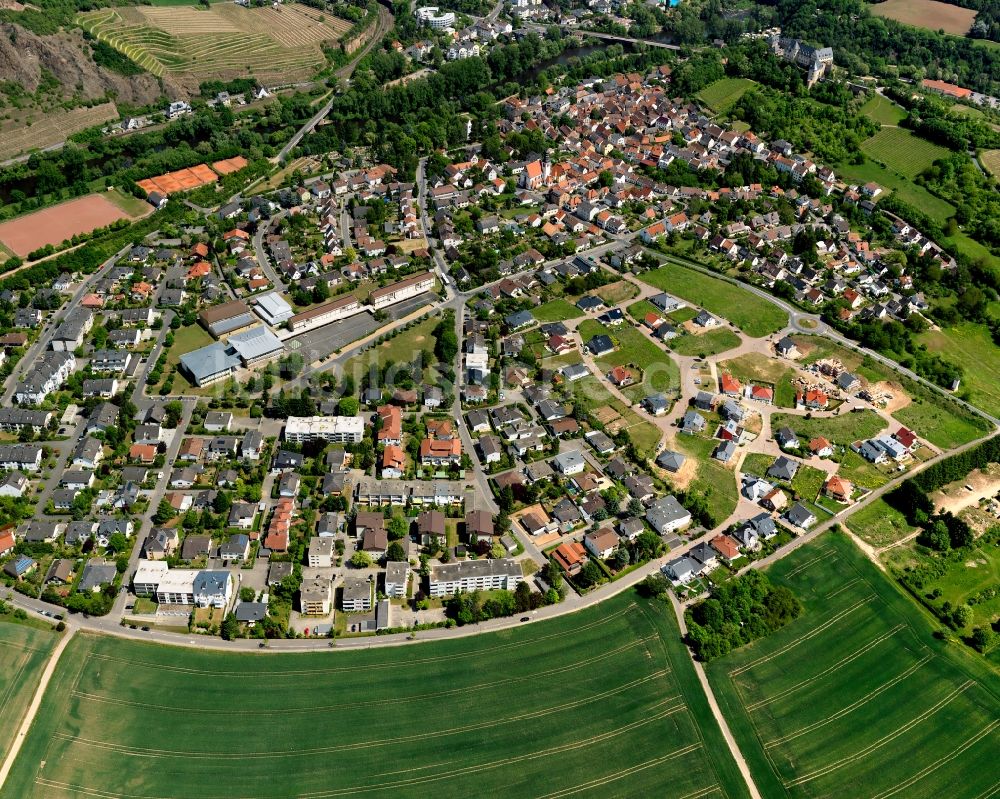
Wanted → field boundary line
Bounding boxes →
[868,719,1000,799]
[80,602,639,678]
[0,628,74,793]
[763,653,933,748]
[728,596,876,677]
[969,779,1000,799]
[55,671,674,761]
[745,624,906,712]
[70,635,659,718]
[532,744,704,799]
[784,680,974,787]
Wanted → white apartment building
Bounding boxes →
[284,416,364,444]
[428,558,524,598]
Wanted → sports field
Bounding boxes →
[0,622,57,767]
[640,261,788,337]
[860,127,952,180]
[1,596,752,799]
[708,532,1000,799]
[77,3,350,87]
[870,0,977,36]
[0,191,150,258]
[697,78,757,114]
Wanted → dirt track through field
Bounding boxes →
[0,629,73,794]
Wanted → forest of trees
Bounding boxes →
[685,570,802,661]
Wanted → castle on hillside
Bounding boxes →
[768,34,834,87]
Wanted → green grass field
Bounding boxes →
[531,298,582,323]
[570,375,663,458]
[0,622,57,767]
[790,335,990,450]
[641,262,787,337]
[578,319,681,402]
[770,409,888,445]
[860,128,953,180]
[163,324,214,369]
[708,532,1000,799]
[846,498,918,548]
[670,328,741,357]
[860,94,907,126]
[835,161,956,224]
[2,596,753,799]
[674,433,739,525]
[719,353,798,408]
[918,322,1000,418]
[594,280,639,305]
[341,316,438,381]
[697,78,758,113]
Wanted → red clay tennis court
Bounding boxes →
[138,158,249,196]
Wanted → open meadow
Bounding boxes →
[919,322,1000,418]
[578,318,682,402]
[1,595,752,799]
[980,149,1000,178]
[641,262,787,337]
[708,532,1000,799]
[77,3,350,88]
[870,0,977,36]
[835,160,955,224]
[860,94,907,126]
[0,622,58,766]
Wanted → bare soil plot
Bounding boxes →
[931,463,1000,516]
[0,192,149,257]
[870,0,977,35]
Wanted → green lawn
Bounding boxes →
[860,94,907,126]
[0,622,58,768]
[942,230,1000,278]
[569,375,662,459]
[675,434,739,526]
[707,532,1000,799]
[789,336,990,449]
[918,322,1000,418]
[2,597,753,799]
[627,299,659,322]
[578,319,681,401]
[846,497,917,547]
[835,161,956,224]
[836,449,893,491]
[860,127,952,180]
[641,262,787,337]
[594,280,639,305]
[697,77,757,113]
[104,188,154,217]
[790,464,828,503]
[770,409,888,445]
[164,324,214,369]
[531,299,582,323]
[341,316,438,381]
[670,328,741,357]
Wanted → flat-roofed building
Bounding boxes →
[301,577,332,615]
[428,558,523,598]
[132,559,169,596]
[384,561,409,598]
[155,568,200,604]
[252,292,294,326]
[342,577,372,611]
[288,294,362,332]
[284,416,364,444]
[199,300,255,338]
[369,271,435,309]
[179,342,240,387]
[307,536,334,568]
